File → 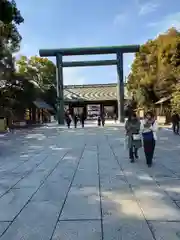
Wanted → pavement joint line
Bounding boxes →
[106,134,157,240]
[0,221,12,223]
[147,167,180,209]
[58,218,101,222]
[0,147,54,192]
[10,148,46,173]
[0,135,54,176]
[0,133,57,171]
[0,149,38,171]
[97,144,104,240]
[0,150,70,238]
[49,144,86,240]
[126,158,180,204]
[0,151,51,199]
[147,220,180,223]
[0,134,44,162]
[156,161,180,178]
[175,201,180,209]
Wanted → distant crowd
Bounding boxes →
[64,110,111,128]
[64,110,85,129]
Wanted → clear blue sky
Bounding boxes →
[16,0,180,85]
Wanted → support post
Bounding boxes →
[56,54,64,124]
[116,52,125,123]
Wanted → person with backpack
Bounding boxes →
[141,112,158,167]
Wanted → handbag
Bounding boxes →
[132,134,141,140]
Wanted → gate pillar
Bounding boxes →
[117,52,125,123]
[56,54,64,124]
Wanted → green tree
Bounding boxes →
[16,56,56,89]
[127,27,180,109]
[0,0,24,117]
[171,84,180,114]
[0,0,24,51]
[16,56,57,108]
[0,73,41,118]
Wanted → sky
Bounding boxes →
[15,0,180,85]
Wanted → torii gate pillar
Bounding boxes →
[117,52,124,123]
[56,54,64,125]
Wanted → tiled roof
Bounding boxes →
[63,83,129,102]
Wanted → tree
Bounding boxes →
[171,84,180,114]
[16,56,56,89]
[127,27,180,109]
[0,0,24,51]
[0,0,24,80]
[16,56,57,108]
[0,72,40,118]
[0,0,24,117]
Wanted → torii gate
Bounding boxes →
[39,45,140,124]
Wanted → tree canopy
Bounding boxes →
[171,84,180,114]
[0,0,24,82]
[127,27,180,111]
[15,56,57,109]
[0,0,24,51]
[16,56,56,89]
[0,0,24,117]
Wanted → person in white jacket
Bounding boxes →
[141,112,158,167]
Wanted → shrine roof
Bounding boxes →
[63,83,130,102]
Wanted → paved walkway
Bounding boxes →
[0,123,180,239]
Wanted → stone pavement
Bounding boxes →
[0,123,180,239]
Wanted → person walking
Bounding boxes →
[97,115,101,126]
[80,112,85,128]
[101,112,105,127]
[114,114,117,123]
[7,117,14,133]
[65,110,72,128]
[125,113,142,163]
[171,112,180,135]
[141,112,158,167]
[73,114,78,128]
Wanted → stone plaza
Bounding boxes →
[0,122,180,239]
